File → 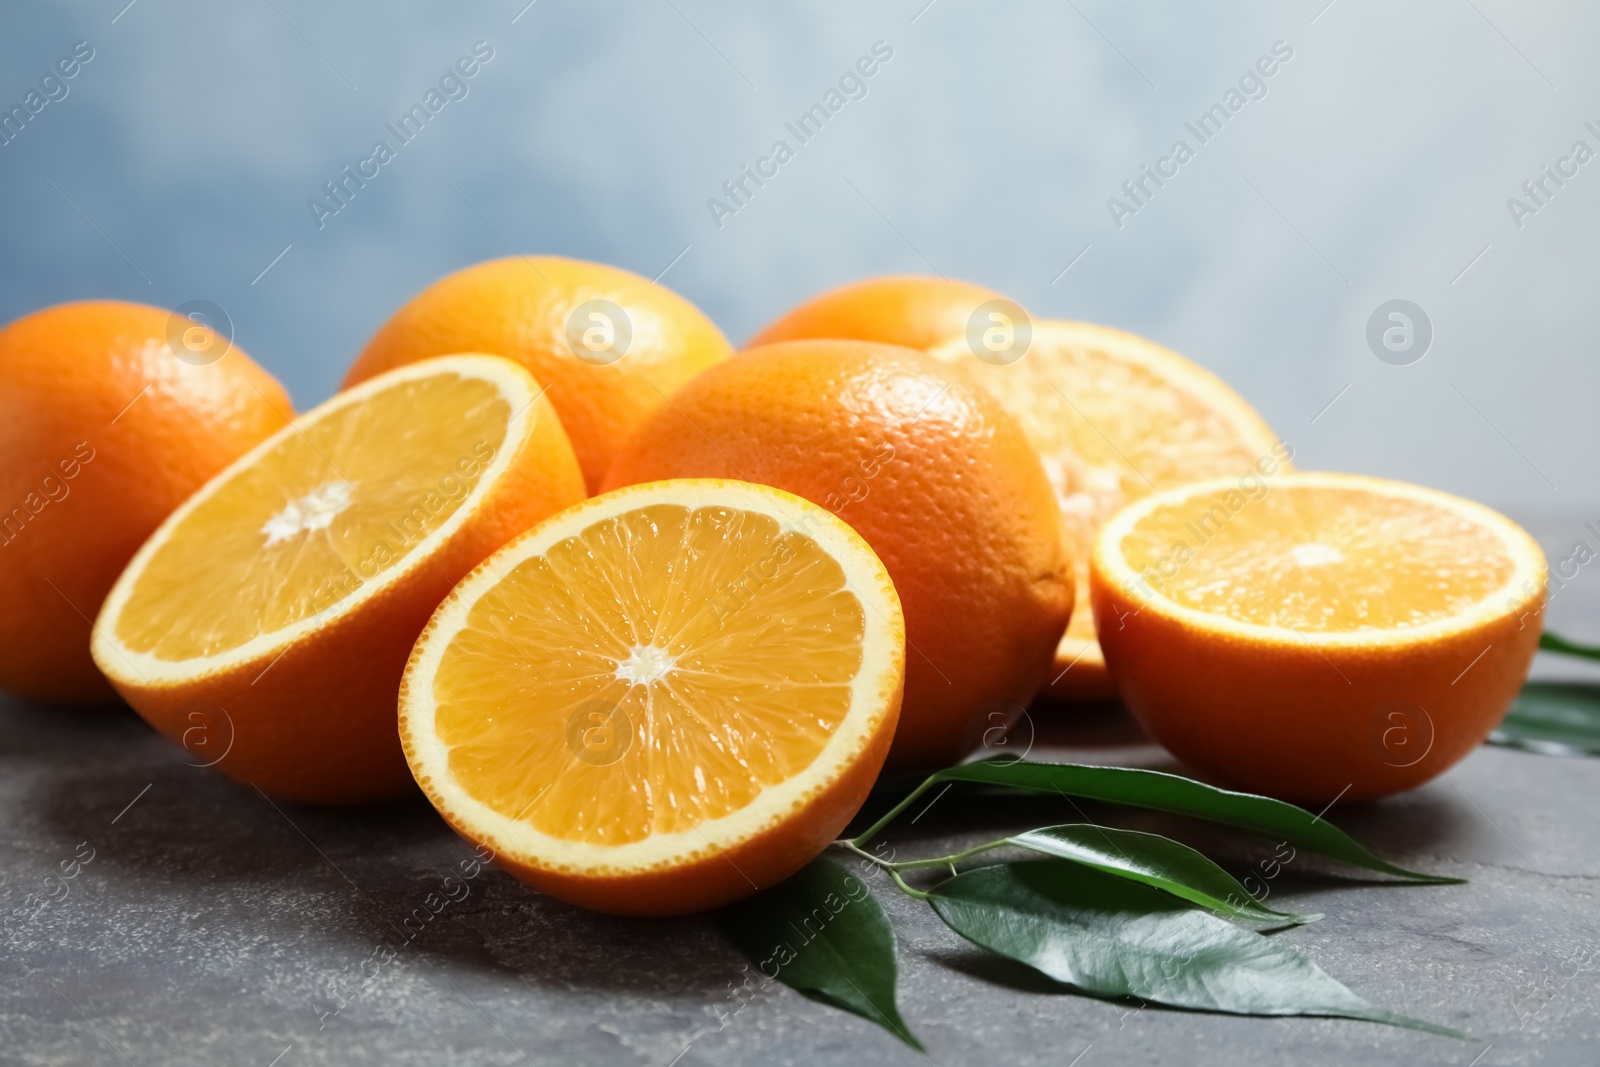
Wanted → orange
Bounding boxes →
[0,300,292,705]
[748,274,1012,352]
[91,355,585,803]
[342,256,733,492]
[927,321,1289,702]
[754,279,1288,703]
[602,340,1073,772]
[1091,472,1546,802]
[400,479,905,916]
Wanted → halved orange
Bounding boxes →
[399,479,905,916]
[91,355,586,803]
[927,320,1289,702]
[1092,472,1547,802]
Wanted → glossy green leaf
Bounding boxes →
[923,760,1458,883]
[1009,824,1321,926]
[715,856,922,1051]
[929,860,1464,1036]
[1539,630,1600,662]
[1489,682,1600,756]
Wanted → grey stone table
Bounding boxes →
[3,517,1599,1067]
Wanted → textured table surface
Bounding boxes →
[3,516,1598,1067]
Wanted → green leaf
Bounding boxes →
[1008,824,1321,926]
[1540,630,1600,662]
[1488,682,1600,756]
[929,860,1464,1036]
[924,760,1458,883]
[715,856,922,1051]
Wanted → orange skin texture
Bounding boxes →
[102,365,587,804]
[342,256,733,493]
[1091,563,1546,803]
[0,301,292,705]
[747,275,1013,352]
[602,341,1074,773]
[413,671,903,917]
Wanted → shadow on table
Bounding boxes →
[12,701,736,996]
[7,692,1480,1001]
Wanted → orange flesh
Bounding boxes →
[115,373,508,659]
[1119,484,1517,632]
[432,503,867,845]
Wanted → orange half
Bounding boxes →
[1092,472,1546,801]
[399,479,905,915]
[92,355,586,802]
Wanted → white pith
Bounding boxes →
[614,644,677,686]
[260,481,355,546]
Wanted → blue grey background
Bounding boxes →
[2,0,1596,517]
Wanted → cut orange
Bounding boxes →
[399,479,905,916]
[927,320,1289,702]
[1092,472,1547,802]
[91,355,586,803]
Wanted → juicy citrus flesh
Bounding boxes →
[1092,473,1547,801]
[1117,481,1518,634]
[402,480,904,909]
[929,320,1286,697]
[433,503,870,845]
[112,371,510,662]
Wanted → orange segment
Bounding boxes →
[92,355,587,803]
[928,320,1289,700]
[401,480,905,916]
[1091,473,1546,802]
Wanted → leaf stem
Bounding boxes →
[833,835,1013,873]
[889,869,930,900]
[828,841,939,899]
[834,839,890,869]
[849,773,941,847]
[889,837,1012,871]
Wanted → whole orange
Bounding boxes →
[342,256,733,492]
[0,300,292,705]
[602,340,1074,772]
[748,275,1012,351]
